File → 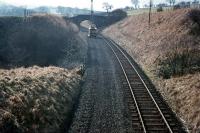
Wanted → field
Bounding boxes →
[103,8,200,132]
[126,7,172,16]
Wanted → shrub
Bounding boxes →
[188,9,200,26]
[157,7,163,12]
[173,5,181,10]
[157,46,200,79]
[110,9,127,22]
[188,9,200,35]
[110,9,127,18]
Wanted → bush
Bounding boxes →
[188,9,200,35]
[110,9,127,22]
[173,5,181,10]
[188,9,200,25]
[157,6,163,12]
[110,9,127,18]
[157,46,200,79]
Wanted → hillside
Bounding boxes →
[103,9,200,132]
[0,66,81,132]
[0,15,86,68]
[0,15,86,132]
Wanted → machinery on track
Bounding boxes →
[88,0,97,38]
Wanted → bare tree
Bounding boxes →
[172,0,176,6]
[102,2,113,15]
[193,0,199,3]
[166,0,172,6]
[131,0,139,9]
[166,0,175,6]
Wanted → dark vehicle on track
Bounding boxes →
[88,25,97,37]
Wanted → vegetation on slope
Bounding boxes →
[103,9,200,131]
[0,15,84,68]
[0,15,86,132]
[0,66,81,133]
[157,9,200,78]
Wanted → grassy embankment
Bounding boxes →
[0,15,86,132]
[103,9,200,132]
[0,67,81,132]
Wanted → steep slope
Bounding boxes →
[103,9,200,132]
[0,15,87,132]
[0,15,85,68]
[0,66,81,133]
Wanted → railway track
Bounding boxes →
[102,36,186,133]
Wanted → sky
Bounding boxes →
[1,0,191,11]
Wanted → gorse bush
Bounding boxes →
[0,15,80,68]
[156,9,200,79]
[188,9,200,27]
[157,46,200,79]
[188,9,200,35]
[157,7,163,12]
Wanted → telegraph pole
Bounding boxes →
[148,0,152,26]
[24,8,28,22]
[91,0,94,25]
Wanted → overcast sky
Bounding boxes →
[1,0,191,11]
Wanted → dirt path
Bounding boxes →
[68,35,134,133]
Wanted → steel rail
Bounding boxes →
[104,36,173,133]
[102,37,147,133]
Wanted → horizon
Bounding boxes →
[1,0,192,11]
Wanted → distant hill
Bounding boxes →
[32,6,94,17]
[0,2,25,16]
[0,2,100,17]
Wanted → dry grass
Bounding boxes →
[155,73,200,132]
[103,9,200,132]
[0,66,81,133]
[103,9,200,69]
